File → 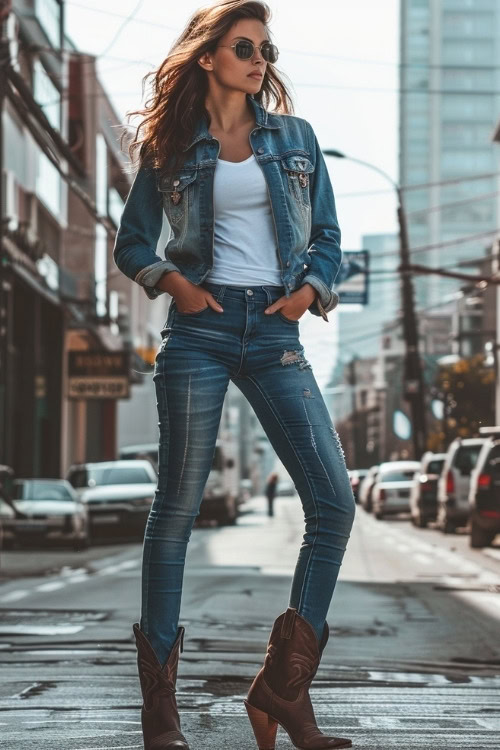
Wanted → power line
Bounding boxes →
[97,0,146,59]
[375,228,500,260]
[64,1,500,71]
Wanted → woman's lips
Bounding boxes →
[248,73,263,79]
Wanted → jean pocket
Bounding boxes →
[175,305,209,316]
[276,310,300,325]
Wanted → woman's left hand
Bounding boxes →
[264,283,316,322]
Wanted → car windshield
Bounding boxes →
[427,459,444,475]
[454,445,482,473]
[13,481,73,501]
[69,467,152,487]
[380,470,416,482]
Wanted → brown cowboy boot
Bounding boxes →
[244,608,352,749]
[133,623,189,750]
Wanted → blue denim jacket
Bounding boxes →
[113,94,341,319]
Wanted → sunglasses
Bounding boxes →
[218,40,279,63]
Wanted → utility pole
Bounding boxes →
[493,239,500,425]
[0,1,12,465]
[323,149,427,458]
[347,357,359,468]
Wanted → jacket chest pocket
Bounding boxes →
[158,171,198,226]
[280,155,314,207]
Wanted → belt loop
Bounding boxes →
[216,285,226,304]
[280,607,297,639]
[262,285,273,306]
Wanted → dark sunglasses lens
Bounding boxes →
[262,43,279,62]
[235,41,254,59]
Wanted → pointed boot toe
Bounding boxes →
[245,608,353,750]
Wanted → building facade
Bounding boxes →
[399,0,500,308]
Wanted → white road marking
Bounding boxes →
[0,590,29,602]
[413,553,432,565]
[34,581,66,592]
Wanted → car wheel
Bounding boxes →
[470,522,495,549]
[73,532,90,551]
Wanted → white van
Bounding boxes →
[437,437,487,533]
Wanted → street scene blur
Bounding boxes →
[1,1,500,748]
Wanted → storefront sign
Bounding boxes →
[68,351,130,399]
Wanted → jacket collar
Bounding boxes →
[182,94,282,152]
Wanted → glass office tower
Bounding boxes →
[399,0,500,308]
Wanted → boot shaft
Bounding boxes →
[262,608,328,701]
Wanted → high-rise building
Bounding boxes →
[399,0,500,308]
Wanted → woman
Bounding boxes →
[265,470,279,516]
[114,2,356,748]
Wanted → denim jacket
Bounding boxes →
[113,94,342,320]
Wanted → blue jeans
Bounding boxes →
[140,282,356,665]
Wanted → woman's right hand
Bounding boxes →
[158,272,223,313]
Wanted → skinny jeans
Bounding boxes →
[140,281,356,665]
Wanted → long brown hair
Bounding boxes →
[124,0,294,176]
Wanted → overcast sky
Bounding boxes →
[66,0,400,251]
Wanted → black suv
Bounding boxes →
[468,426,500,548]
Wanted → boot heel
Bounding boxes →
[244,701,278,750]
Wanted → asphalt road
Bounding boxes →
[1,495,500,749]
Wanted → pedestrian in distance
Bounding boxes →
[265,470,279,517]
[113,2,356,748]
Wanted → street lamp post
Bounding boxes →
[323,149,427,458]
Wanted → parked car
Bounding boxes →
[359,465,379,512]
[119,443,159,474]
[238,478,253,504]
[0,479,90,550]
[197,439,240,526]
[67,460,157,536]
[348,469,369,504]
[410,452,447,528]
[372,461,421,520]
[437,437,487,533]
[468,426,500,548]
[276,478,296,497]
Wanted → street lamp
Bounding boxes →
[323,148,427,458]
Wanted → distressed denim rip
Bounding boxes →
[140,282,356,665]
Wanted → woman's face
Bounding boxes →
[202,18,271,94]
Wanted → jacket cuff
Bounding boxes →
[300,274,339,321]
[134,260,180,299]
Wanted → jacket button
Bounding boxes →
[257,147,265,154]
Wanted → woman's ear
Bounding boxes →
[198,52,213,72]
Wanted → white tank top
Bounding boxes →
[205,154,283,286]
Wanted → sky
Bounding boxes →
[65,0,400,387]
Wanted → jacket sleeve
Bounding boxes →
[113,164,180,300]
[299,122,342,320]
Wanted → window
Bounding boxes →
[427,459,444,476]
[108,187,124,227]
[34,0,61,49]
[443,40,494,64]
[453,444,482,475]
[13,480,73,501]
[380,470,416,482]
[485,445,500,473]
[69,466,153,487]
[33,59,61,131]
[36,151,61,218]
